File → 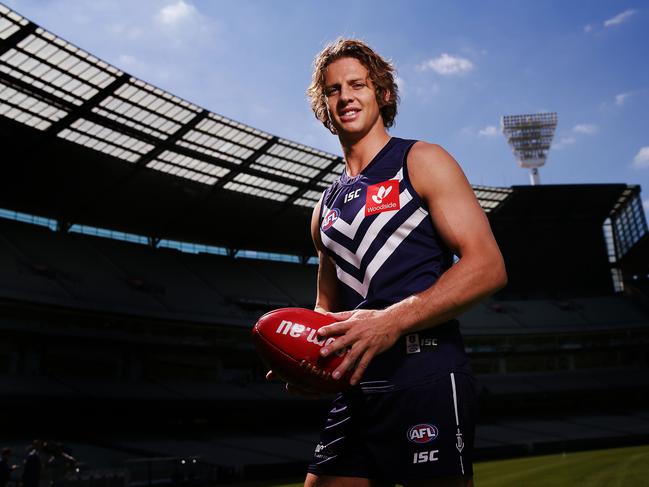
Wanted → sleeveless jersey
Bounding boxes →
[319,137,471,389]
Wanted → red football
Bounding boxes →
[251,308,351,393]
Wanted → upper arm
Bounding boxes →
[407,142,505,270]
[311,199,340,312]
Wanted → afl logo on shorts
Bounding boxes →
[321,208,340,231]
[407,424,439,444]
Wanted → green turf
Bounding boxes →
[247,444,649,486]
[473,444,649,487]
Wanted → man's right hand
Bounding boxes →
[265,370,322,398]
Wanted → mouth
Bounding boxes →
[339,108,360,122]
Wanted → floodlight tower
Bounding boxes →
[501,112,558,185]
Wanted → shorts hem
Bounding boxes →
[307,464,372,479]
[306,468,474,484]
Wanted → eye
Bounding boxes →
[352,82,366,89]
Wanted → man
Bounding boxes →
[46,443,78,487]
[21,441,43,487]
[0,448,16,487]
[275,38,506,486]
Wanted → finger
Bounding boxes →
[330,343,363,380]
[324,310,355,321]
[320,333,353,357]
[349,348,374,386]
[318,320,352,337]
[265,370,276,381]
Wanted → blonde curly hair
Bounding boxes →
[307,38,399,134]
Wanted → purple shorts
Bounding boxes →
[307,371,477,483]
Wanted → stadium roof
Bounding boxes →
[0,4,346,207]
[0,4,645,260]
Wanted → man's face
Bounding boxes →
[323,57,385,139]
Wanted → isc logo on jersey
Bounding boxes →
[365,180,400,216]
[321,208,340,230]
[407,423,439,443]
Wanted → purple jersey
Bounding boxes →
[319,137,470,387]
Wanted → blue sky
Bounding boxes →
[6,0,649,215]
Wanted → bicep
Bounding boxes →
[409,143,500,260]
[311,199,339,312]
[315,251,339,312]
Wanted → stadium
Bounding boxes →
[1,3,649,486]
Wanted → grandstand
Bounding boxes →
[1,3,649,485]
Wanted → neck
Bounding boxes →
[339,124,391,177]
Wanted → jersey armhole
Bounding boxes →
[402,140,430,212]
[317,189,328,222]
[316,189,334,259]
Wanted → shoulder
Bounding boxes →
[406,141,470,201]
[408,141,459,175]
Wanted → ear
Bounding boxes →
[324,106,337,135]
[379,89,391,107]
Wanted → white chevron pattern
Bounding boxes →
[321,166,431,298]
[322,168,404,239]
[333,208,428,298]
[321,188,416,269]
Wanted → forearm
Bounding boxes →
[317,255,506,385]
[385,254,506,337]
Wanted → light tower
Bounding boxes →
[501,112,558,185]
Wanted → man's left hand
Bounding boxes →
[318,308,401,385]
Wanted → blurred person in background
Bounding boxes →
[45,443,77,487]
[0,448,17,487]
[20,440,43,487]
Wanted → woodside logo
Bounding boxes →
[365,180,400,216]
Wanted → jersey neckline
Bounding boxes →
[339,137,399,185]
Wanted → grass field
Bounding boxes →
[244,444,649,486]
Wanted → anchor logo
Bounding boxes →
[455,428,464,453]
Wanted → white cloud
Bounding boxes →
[604,9,636,28]
[633,146,649,168]
[417,53,474,76]
[583,24,594,33]
[461,125,500,138]
[573,124,598,135]
[562,123,599,150]
[600,92,635,111]
[615,92,631,106]
[552,136,576,150]
[157,0,196,26]
[395,75,406,96]
[478,125,498,137]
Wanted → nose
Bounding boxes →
[339,84,355,104]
